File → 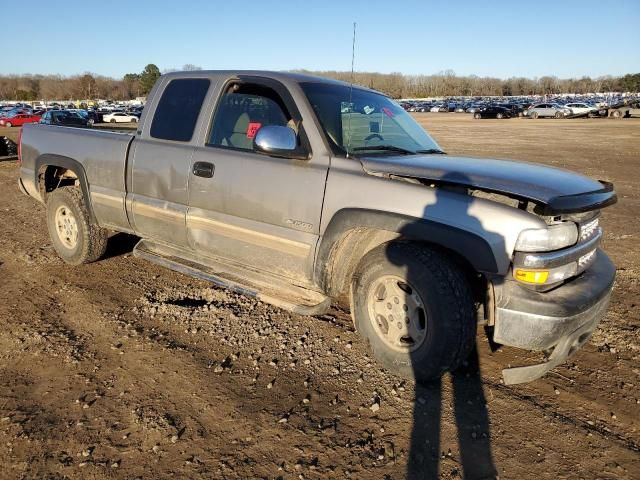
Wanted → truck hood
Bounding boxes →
[360,154,617,215]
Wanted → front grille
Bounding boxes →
[577,248,597,273]
[579,217,600,242]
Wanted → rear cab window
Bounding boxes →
[150,78,210,142]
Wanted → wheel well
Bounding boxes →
[38,165,79,202]
[324,228,487,311]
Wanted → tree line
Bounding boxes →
[298,70,640,98]
[1,65,638,101]
[0,64,163,101]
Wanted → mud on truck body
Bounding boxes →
[18,71,617,384]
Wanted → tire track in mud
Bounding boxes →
[486,381,640,454]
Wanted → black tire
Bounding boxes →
[496,113,503,119]
[351,242,476,383]
[46,186,108,265]
[131,117,137,123]
[530,111,539,119]
[5,122,11,128]
[110,118,117,123]
[554,111,563,119]
[473,113,481,119]
[610,110,622,118]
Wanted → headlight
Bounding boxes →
[515,223,578,252]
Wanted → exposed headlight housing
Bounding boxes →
[513,249,596,287]
[515,222,578,252]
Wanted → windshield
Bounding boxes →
[300,82,442,155]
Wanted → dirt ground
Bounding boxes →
[0,115,638,480]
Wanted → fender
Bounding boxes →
[314,208,499,294]
[34,154,97,223]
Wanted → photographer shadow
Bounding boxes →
[387,172,502,479]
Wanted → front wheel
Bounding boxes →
[555,111,563,119]
[46,187,108,265]
[496,113,503,119]
[110,118,117,123]
[352,243,476,382]
[530,111,539,119]
[5,122,12,128]
[473,113,481,119]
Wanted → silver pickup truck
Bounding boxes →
[18,71,617,384]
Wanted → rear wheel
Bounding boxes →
[496,113,504,119]
[131,117,138,123]
[554,111,563,119]
[351,242,476,382]
[610,110,622,118]
[110,118,117,123]
[46,186,108,265]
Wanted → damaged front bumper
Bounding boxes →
[492,250,615,385]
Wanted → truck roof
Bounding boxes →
[159,70,380,93]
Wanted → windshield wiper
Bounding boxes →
[415,148,446,154]
[351,145,416,155]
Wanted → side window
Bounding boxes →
[150,78,210,142]
[207,83,292,151]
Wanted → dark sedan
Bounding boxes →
[473,105,512,119]
[39,110,91,127]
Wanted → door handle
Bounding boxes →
[193,161,215,178]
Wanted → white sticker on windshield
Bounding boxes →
[363,105,375,115]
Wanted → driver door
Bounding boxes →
[187,78,329,283]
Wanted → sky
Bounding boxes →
[4,0,639,79]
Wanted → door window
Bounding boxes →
[207,83,292,151]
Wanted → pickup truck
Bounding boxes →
[18,71,617,385]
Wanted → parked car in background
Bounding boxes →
[527,103,571,119]
[628,102,640,117]
[86,110,103,124]
[473,105,512,119]
[127,107,144,118]
[68,109,97,125]
[564,103,597,116]
[503,103,529,117]
[39,110,90,127]
[0,112,41,127]
[103,112,139,123]
[465,104,483,113]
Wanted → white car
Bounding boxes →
[564,103,596,115]
[103,112,138,123]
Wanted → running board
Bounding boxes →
[133,239,331,316]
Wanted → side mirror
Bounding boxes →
[253,125,299,158]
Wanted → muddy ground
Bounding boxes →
[0,115,638,479]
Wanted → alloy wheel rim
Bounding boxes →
[366,275,427,353]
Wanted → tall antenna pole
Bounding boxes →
[350,22,356,84]
[346,22,357,157]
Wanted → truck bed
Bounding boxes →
[20,123,135,230]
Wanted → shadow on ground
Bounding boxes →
[104,232,139,260]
